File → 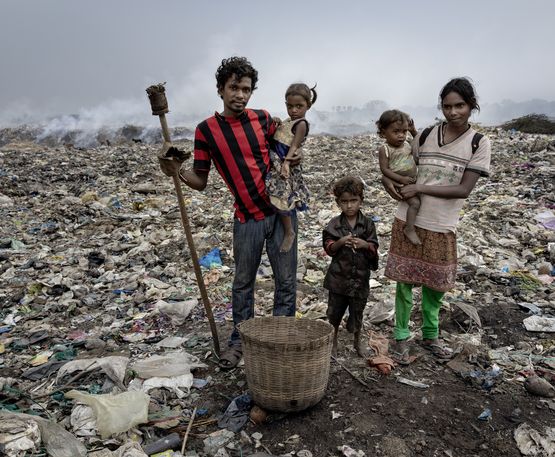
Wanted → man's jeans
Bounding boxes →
[229,213,298,345]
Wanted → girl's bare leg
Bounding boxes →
[279,214,296,252]
[403,196,421,245]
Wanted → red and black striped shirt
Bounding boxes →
[193,109,277,222]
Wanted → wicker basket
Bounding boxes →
[238,316,333,412]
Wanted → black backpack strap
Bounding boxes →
[418,126,434,147]
[471,132,483,154]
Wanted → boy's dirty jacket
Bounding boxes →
[322,211,379,298]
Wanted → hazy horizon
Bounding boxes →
[1,0,554,132]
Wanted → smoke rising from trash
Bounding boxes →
[1,94,555,148]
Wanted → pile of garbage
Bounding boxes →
[501,114,555,135]
[0,125,554,456]
[0,124,193,149]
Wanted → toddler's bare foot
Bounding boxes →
[403,227,421,245]
[280,231,296,253]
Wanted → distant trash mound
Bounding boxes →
[0,124,194,148]
[501,114,555,134]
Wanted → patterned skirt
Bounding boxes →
[384,218,457,292]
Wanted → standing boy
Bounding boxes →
[159,57,299,369]
[322,177,379,357]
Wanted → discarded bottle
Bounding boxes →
[143,432,182,454]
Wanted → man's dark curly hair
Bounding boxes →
[215,57,258,92]
[333,176,364,200]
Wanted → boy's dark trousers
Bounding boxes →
[326,291,367,333]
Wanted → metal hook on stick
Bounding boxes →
[146,83,221,357]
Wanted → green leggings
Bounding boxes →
[394,282,444,341]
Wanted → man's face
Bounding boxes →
[218,75,253,116]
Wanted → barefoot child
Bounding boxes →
[266,83,314,252]
[322,177,379,357]
[376,110,421,245]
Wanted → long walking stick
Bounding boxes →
[146,83,221,357]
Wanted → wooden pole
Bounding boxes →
[147,84,221,356]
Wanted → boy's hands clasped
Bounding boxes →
[337,234,369,251]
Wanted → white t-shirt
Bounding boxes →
[395,123,491,233]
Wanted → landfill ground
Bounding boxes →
[0,127,554,456]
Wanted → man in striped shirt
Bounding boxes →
[160,57,300,369]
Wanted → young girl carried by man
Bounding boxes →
[266,83,315,252]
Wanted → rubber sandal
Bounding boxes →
[390,340,411,366]
[218,346,243,370]
[421,340,453,360]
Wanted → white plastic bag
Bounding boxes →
[66,390,149,439]
[142,373,194,398]
[0,411,87,457]
[56,356,129,384]
[155,299,197,325]
[0,417,40,456]
[131,351,206,378]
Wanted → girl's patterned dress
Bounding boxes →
[265,118,310,212]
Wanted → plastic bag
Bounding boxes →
[65,390,149,439]
[0,417,40,456]
[514,423,555,456]
[199,247,222,268]
[56,356,129,384]
[142,373,193,398]
[0,411,87,457]
[131,351,206,378]
[39,419,88,457]
[155,299,197,325]
[114,441,148,457]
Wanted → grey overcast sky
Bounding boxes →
[0,0,554,126]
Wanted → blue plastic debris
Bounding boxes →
[200,248,222,269]
[112,289,135,295]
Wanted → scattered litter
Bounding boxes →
[518,302,543,315]
[523,316,555,332]
[477,408,492,421]
[65,390,150,439]
[217,393,252,432]
[339,444,366,456]
[199,248,223,269]
[0,123,554,455]
[397,377,430,389]
[0,416,41,456]
[143,432,182,455]
[514,423,555,456]
[332,411,343,419]
[524,375,555,398]
[131,351,206,378]
[203,429,235,456]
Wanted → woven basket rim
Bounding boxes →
[238,316,333,351]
